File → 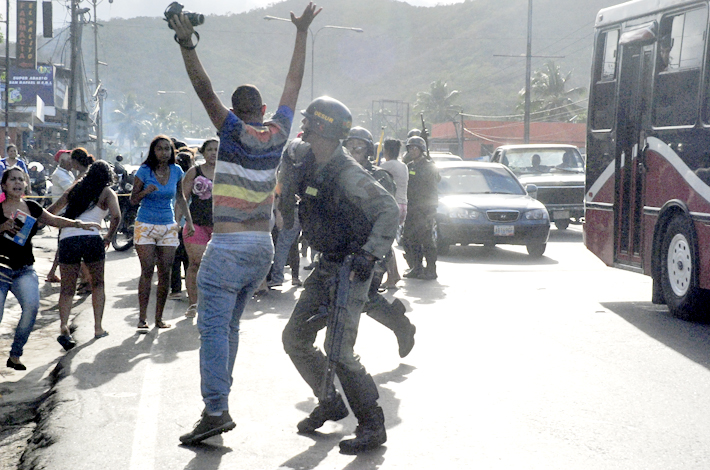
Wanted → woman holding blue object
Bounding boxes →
[130,135,194,331]
[0,167,100,370]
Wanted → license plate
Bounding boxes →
[494,225,514,236]
[553,210,570,220]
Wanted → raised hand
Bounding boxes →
[169,13,195,44]
[291,2,321,32]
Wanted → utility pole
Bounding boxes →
[4,0,9,147]
[524,0,532,144]
[92,0,103,160]
[494,0,562,144]
[67,0,79,148]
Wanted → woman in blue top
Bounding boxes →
[130,135,194,330]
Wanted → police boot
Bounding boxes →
[403,265,423,278]
[339,406,387,455]
[297,392,349,434]
[337,367,387,454]
[366,299,416,358]
[420,264,437,280]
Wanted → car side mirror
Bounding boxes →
[526,184,538,199]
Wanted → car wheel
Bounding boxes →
[526,243,546,257]
[433,219,450,255]
[660,216,707,319]
[555,219,570,230]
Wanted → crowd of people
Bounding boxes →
[0,1,443,457]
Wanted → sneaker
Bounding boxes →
[168,291,183,300]
[179,410,236,445]
[292,277,302,287]
[267,279,283,288]
[297,394,349,434]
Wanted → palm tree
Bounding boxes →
[518,61,587,122]
[414,80,463,124]
[111,93,148,150]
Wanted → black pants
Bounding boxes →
[171,230,189,293]
[402,206,437,269]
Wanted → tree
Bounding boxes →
[110,93,148,150]
[518,61,587,122]
[414,80,463,124]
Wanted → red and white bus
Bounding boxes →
[586,0,710,318]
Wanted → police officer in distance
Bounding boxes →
[402,135,439,280]
[282,97,399,454]
[343,127,416,358]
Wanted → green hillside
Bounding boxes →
[62,0,624,139]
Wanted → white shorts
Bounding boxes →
[134,221,180,247]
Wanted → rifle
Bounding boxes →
[320,254,353,402]
[420,113,432,160]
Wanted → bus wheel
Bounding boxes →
[661,216,707,319]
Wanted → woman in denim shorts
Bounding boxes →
[50,160,121,350]
[130,136,194,330]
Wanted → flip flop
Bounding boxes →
[57,334,76,351]
[45,275,61,283]
[137,320,149,334]
[94,331,109,339]
[155,320,171,329]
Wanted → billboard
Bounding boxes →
[16,1,38,70]
[7,65,55,107]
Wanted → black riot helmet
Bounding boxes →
[301,96,352,141]
[344,126,375,157]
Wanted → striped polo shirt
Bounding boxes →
[214,106,293,224]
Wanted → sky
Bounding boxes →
[74,0,465,22]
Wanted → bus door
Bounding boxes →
[614,41,654,266]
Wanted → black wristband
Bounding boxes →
[174,31,200,50]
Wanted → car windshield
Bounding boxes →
[438,167,525,195]
[502,148,584,175]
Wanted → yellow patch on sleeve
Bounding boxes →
[409,170,416,176]
[305,186,318,197]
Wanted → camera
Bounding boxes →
[164,2,204,29]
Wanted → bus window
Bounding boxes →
[592,29,619,130]
[602,29,619,81]
[654,7,706,126]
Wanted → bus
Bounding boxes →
[586,0,710,318]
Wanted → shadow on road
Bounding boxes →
[180,438,232,470]
[603,301,710,370]
[72,315,201,390]
[281,364,413,469]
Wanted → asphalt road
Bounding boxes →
[5,226,710,469]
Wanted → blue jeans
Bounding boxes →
[196,232,273,414]
[271,213,301,284]
[0,265,40,358]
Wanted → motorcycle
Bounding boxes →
[111,171,138,251]
[28,162,53,208]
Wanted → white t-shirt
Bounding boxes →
[379,159,409,205]
[51,166,75,203]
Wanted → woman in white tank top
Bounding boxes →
[48,160,121,350]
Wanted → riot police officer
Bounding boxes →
[282,97,399,454]
[343,126,416,357]
[402,135,439,279]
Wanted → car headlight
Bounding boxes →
[525,209,548,220]
[449,208,481,219]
